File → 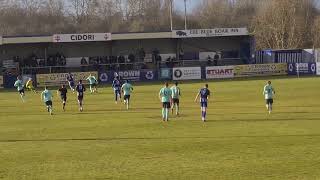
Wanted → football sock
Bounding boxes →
[20,94,25,102]
[162,108,165,119]
[176,106,179,115]
[165,108,169,120]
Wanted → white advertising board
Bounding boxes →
[206,66,234,79]
[173,67,201,80]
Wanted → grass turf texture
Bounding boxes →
[0,77,320,180]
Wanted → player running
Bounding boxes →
[76,80,86,112]
[112,77,122,104]
[14,76,25,102]
[86,74,98,93]
[41,86,53,115]
[26,78,37,93]
[159,82,172,121]
[57,85,68,111]
[66,73,75,92]
[195,84,211,122]
[263,81,276,114]
[121,80,133,110]
[171,82,181,116]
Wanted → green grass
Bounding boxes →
[1,77,320,180]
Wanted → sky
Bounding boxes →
[174,0,200,12]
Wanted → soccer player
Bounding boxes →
[263,81,276,114]
[121,80,133,110]
[112,77,122,104]
[41,86,53,115]
[86,74,98,93]
[66,73,75,92]
[159,82,172,121]
[57,84,68,111]
[76,80,86,112]
[14,76,25,102]
[171,82,181,116]
[25,78,37,93]
[195,84,211,122]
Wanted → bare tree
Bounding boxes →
[252,0,316,49]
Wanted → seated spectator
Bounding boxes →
[128,54,135,63]
[38,59,45,67]
[118,55,125,64]
[81,57,88,65]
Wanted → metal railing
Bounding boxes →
[21,62,148,74]
[20,58,243,74]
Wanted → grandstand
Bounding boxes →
[0,28,253,77]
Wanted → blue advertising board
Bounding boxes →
[288,63,317,75]
[99,69,157,83]
[3,74,17,88]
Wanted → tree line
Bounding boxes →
[1,0,320,50]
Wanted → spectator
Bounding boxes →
[207,55,212,66]
[139,48,146,62]
[166,56,172,68]
[179,48,184,60]
[81,57,88,65]
[152,48,159,64]
[128,54,135,63]
[118,55,125,64]
[39,59,45,67]
[214,53,219,66]
[171,57,177,67]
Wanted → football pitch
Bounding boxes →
[0,76,320,180]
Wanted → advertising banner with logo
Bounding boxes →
[99,70,157,83]
[206,66,234,79]
[287,63,317,75]
[173,67,202,80]
[53,33,111,43]
[234,63,287,77]
[317,62,320,75]
[0,76,3,88]
[36,72,98,87]
[172,28,248,38]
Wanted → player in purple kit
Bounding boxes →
[76,80,86,112]
[112,77,122,104]
[57,84,68,111]
[195,84,211,122]
[66,72,75,92]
